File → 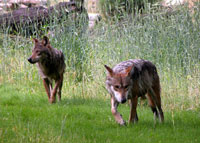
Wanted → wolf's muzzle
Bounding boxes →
[27,57,35,64]
[121,98,127,104]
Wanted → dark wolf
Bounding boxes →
[104,59,164,125]
[28,36,66,103]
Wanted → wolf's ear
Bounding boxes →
[33,38,39,43]
[128,65,139,79]
[42,36,50,46]
[104,65,114,76]
[126,65,134,76]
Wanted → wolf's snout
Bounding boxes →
[121,98,127,104]
[28,57,34,64]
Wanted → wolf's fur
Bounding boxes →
[105,59,164,125]
[28,36,66,103]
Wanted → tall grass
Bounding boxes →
[0,3,199,111]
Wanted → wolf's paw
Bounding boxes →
[49,98,56,104]
[128,118,138,124]
[119,120,126,126]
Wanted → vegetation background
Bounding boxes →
[0,0,199,142]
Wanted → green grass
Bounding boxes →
[0,1,200,142]
[0,84,200,143]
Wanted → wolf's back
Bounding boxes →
[113,59,147,74]
[51,48,66,72]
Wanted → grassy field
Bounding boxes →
[0,1,200,143]
[0,85,200,143]
[0,83,200,143]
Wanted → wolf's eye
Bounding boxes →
[36,50,41,55]
[124,85,129,89]
[114,85,120,89]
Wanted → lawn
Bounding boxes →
[0,84,200,143]
[0,1,200,142]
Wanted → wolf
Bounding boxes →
[105,59,164,125]
[28,36,66,103]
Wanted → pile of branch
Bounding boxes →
[0,2,81,35]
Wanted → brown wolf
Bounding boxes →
[105,59,164,125]
[28,36,66,103]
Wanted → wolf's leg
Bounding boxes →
[153,76,164,122]
[129,95,138,123]
[50,78,62,103]
[43,78,51,101]
[111,97,126,126]
[57,75,63,102]
[49,81,53,95]
[153,87,164,122]
[157,105,164,123]
[135,112,138,121]
[146,92,159,120]
[148,86,164,123]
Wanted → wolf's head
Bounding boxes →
[28,36,51,64]
[105,65,134,104]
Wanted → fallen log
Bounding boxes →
[0,2,81,36]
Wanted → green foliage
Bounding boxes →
[0,4,200,109]
[99,0,158,19]
[0,1,88,37]
[0,2,200,142]
[47,12,89,82]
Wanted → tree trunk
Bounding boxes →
[0,2,81,36]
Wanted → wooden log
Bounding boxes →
[0,2,81,35]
